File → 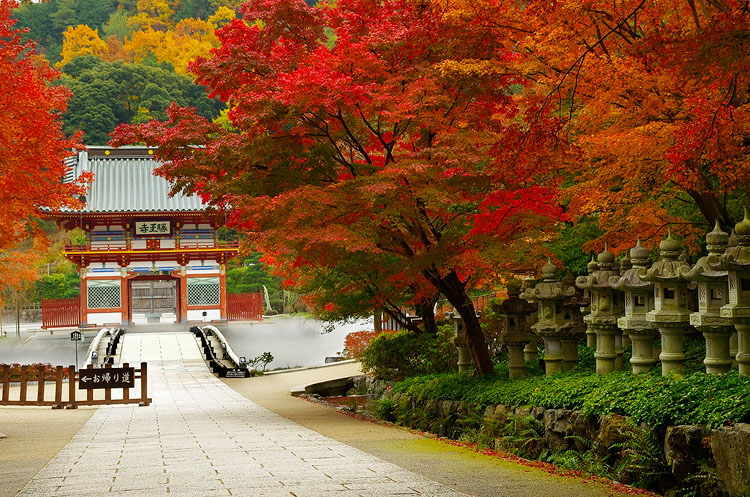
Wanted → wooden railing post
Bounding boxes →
[68,364,77,409]
[104,363,112,403]
[1,365,9,404]
[53,366,64,408]
[139,362,150,406]
[19,365,28,403]
[86,364,94,403]
[122,362,130,402]
[37,364,46,404]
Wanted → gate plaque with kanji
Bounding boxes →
[78,367,135,389]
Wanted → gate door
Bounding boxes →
[131,280,177,316]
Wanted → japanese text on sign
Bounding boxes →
[79,367,135,390]
[135,221,170,236]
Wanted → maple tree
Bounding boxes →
[456,0,750,254]
[0,0,87,302]
[112,0,567,374]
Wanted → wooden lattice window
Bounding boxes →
[187,277,220,306]
[87,279,122,309]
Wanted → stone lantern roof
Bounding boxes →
[682,222,729,282]
[720,210,750,271]
[610,239,652,291]
[638,229,690,283]
[576,244,619,292]
[521,258,576,301]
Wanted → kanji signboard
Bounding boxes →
[78,367,135,390]
[135,221,170,236]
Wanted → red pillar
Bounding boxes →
[219,266,227,321]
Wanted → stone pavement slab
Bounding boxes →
[15,332,468,497]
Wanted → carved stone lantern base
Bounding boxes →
[505,341,528,379]
[594,325,619,374]
[523,340,538,362]
[453,336,472,373]
[628,329,658,374]
[698,327,734,374]
[539,337,563,375]
[658,325,688,375]
[561,338,579,372]
[735,323,750,376]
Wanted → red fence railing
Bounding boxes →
[42,298,81,329]
[227,292,263,321]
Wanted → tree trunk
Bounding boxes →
[374,309,382,333]
[415,292,439,334]
[425,269,494,375]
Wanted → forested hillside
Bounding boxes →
[12,0,247,144]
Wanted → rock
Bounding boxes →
[440,400,455,418]
[544,409,573,451]
[711,423,750,496]
[484,404,496,419]
[596,415,634,458]
[664,425,708,481]
[569,411,598,452]
[0,433,5,439]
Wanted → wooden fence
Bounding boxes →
[0,363,151,409]
[227,292,263,321]
[41,298,81,329]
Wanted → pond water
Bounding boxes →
[0,316,372,370]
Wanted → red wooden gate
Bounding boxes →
[227,292,263,321]
[42,298,81,329]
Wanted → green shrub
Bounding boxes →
[360,325,457,380]
[374,399,398,422]
[392,369,750,430]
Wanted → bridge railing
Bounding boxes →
[0,362,151,409]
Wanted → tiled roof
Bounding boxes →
[63,147,206,213]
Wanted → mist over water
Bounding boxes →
[221,316,372,370]
[0,317,372,370]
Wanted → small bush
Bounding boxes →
[360,325,457,381]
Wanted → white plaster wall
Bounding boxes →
[186,267,220,275]
[188,309,220,322]
[86,312,122,326]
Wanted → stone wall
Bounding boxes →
[351,375,749,497]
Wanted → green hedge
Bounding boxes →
[392,368,750,429]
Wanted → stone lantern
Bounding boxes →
[576,245,624,374]
[498,279,537,378]
[560,274,587,371]
[521,275,539,362]
[581,256,598,347]
[681,222,733,374]
[446,309,477,373]
[639,230,694,375]
[610,239,656,374]
[521,258,577,375]
[718,211,750,376]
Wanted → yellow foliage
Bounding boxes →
[56,25,108,68]
[129,0,175,31]
[208,6,235,29]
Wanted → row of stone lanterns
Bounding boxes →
[450,211,750,378]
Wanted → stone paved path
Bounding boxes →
[16,332,468,497]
